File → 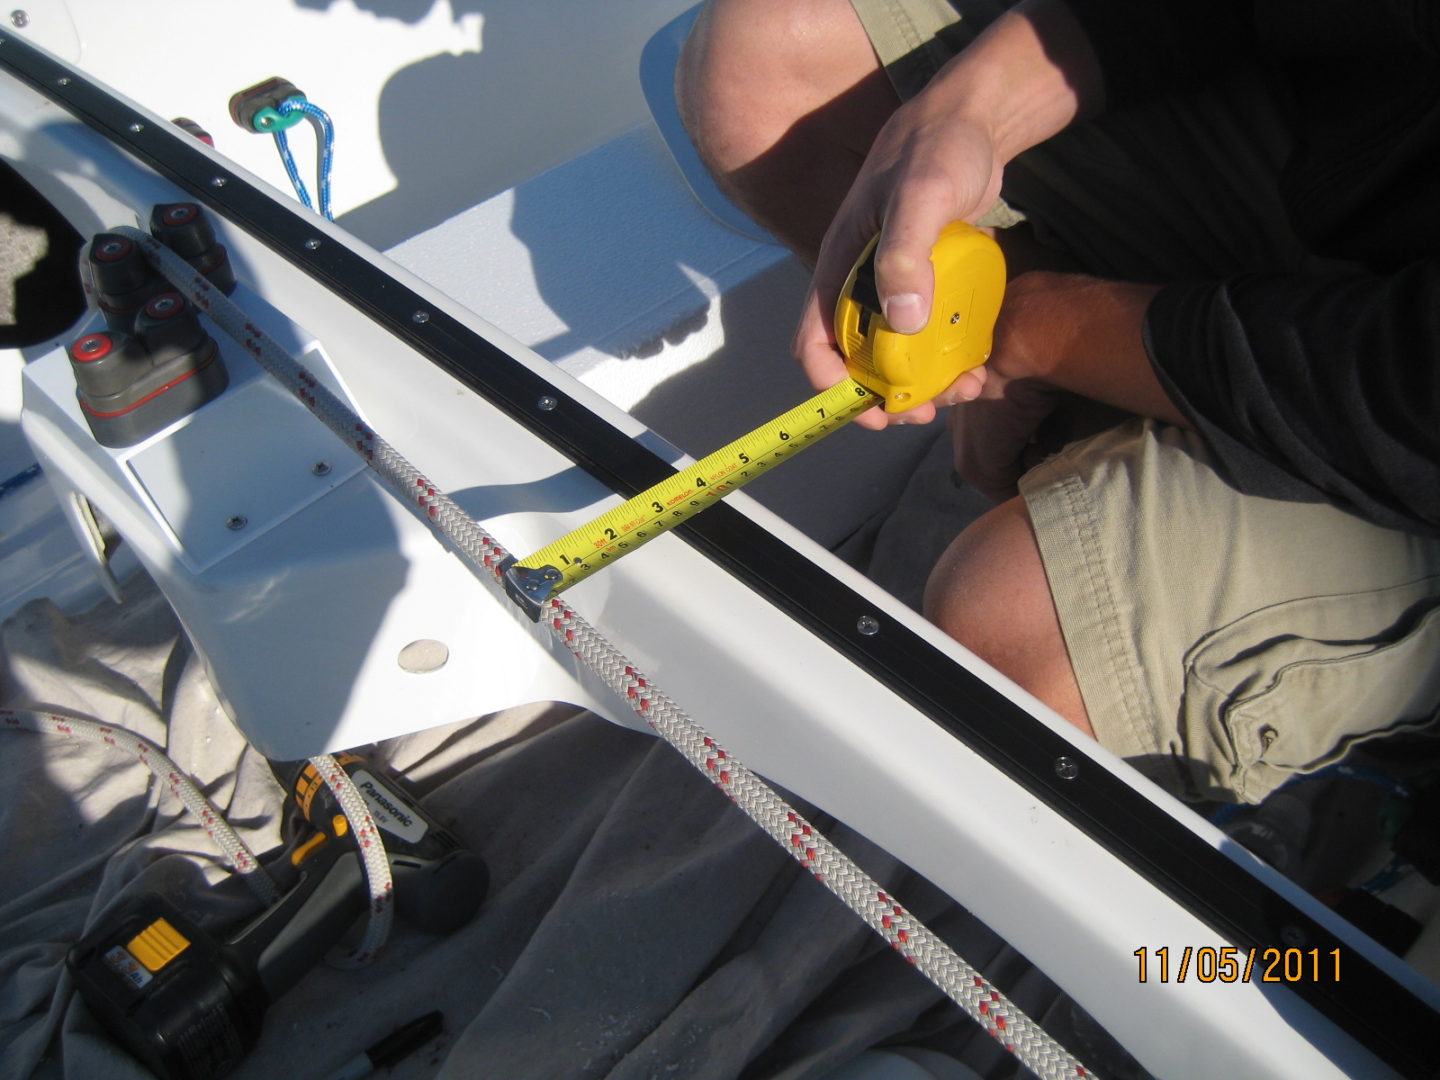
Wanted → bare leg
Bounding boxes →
[676,0,901,261]
[683,2,1089,733]
[924,497,1093,736]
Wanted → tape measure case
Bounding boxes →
[835,221,1006,412]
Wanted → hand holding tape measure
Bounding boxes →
[503,221,1006,618]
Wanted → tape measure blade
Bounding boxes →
[515,378,878,598]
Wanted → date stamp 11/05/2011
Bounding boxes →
[1134,946,1342,984]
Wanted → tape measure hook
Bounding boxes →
[500,558,561,621]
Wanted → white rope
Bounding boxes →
[2,708,279,904]
[548,607,1091,1078]
[4,703,396,958]
[307,754,394,965]
[7,710,396,961]
[119,226,1096,1080]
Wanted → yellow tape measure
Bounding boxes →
[503,222,1005,618]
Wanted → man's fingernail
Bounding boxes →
[883,293,927,334]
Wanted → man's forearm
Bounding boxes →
[999,272,1185,426]
[951,11,1181,426]
[934,0,1107,166]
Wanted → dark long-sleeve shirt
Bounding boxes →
[1066,0,1440,534]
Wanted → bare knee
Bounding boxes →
[676,0,820,176]
[676,0,898,256]
[924,498,1093,736]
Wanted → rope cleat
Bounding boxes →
[150,203,236,296]
[84,232,167,334]
[68,292,227,448]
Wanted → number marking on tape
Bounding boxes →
[514,378,878,596]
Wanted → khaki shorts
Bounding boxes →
[851,0,1440,801]
[1022,423,1440,802]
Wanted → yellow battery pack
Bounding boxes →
[834,221,1006,412]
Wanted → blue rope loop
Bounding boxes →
[272,98,336,221]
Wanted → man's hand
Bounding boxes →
[948,364,1062,502]
[792,0,1106,429]
[793,111,1003,430]
[946,270,1176,498]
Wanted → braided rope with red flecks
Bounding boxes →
[121,228,1095,1080]
[306,754,394,965]
[2,708,279,904]
[543,603,1093,1080]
